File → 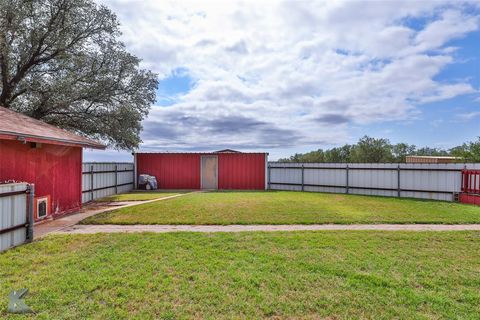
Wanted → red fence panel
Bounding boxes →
[460,170,480,206]
[462,170,480,194]
[459,193,480,205]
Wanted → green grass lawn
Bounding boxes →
[1,231,479,319]
[95,191,181,202]
[82,191,480,225]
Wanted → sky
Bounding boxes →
[85,0,480,162]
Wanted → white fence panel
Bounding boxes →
[305,163,347,188]
[82,162,134,203]
[0,183,33,252]
[268,162,480,201]
[269,163,302,191]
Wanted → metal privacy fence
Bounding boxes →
[82,163,134,203]
[0,183,34,252]
[268,162,480,201]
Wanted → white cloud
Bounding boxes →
[99,0,479,152]
[456,111,480,121]
[414,9,479,52]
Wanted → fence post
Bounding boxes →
[267,164,271,190]
[90,165,94,202]
[301,164,305,191]
[397,164,401,198]
[26,184,35,242]
[114,164,118,194]
[345,165,349,194]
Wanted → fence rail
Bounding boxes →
[0,183,34,252]
[268,162,480,201]
[82,162,134,203]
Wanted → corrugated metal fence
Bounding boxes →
[268,162,480,201]
[80,161,479,203]
[0,183,34,252]
[82,162,134,203]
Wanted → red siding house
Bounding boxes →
[135,151,268,190]
[0,107,104,222]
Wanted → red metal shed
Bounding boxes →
[0,107,104,222]
[135,151,268,190]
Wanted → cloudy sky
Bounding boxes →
[85,0,480,161]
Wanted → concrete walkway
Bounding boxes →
[55,224,480,234]
[34,193,192,239]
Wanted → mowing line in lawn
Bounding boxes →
[57,223,480,234]
[94,190,191,202]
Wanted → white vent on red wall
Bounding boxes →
[36,197,49,219]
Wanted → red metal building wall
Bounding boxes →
[0,140,82,219]
[136,152,266,190]
[218,153,265,190]
[136,153,201,189]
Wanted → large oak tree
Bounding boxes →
[0,0,158,149]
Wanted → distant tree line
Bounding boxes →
[278,136,480,163]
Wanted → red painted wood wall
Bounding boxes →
[0,140,82,219]
[136,153,266,190]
